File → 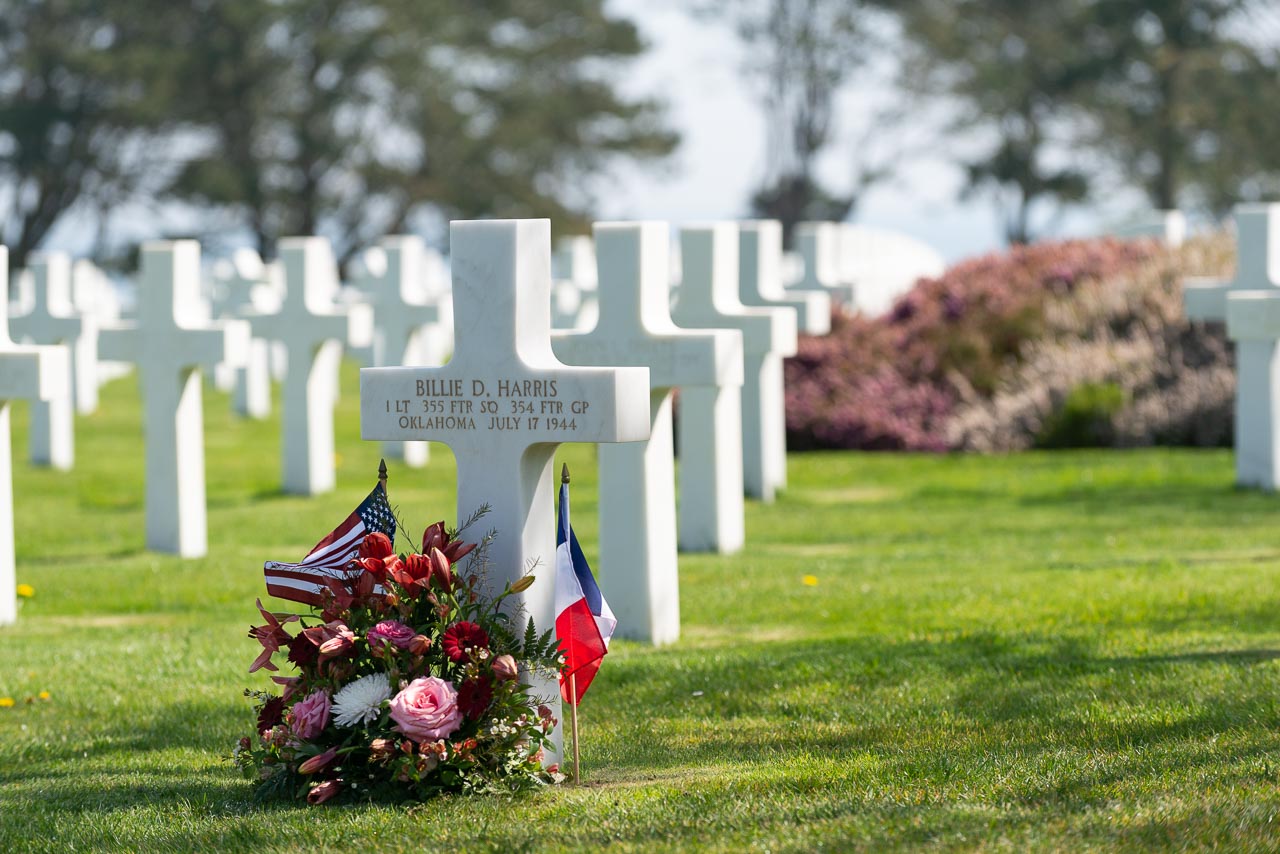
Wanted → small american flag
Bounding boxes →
[263,482,397,607]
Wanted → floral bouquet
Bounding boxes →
[236,515,564,804]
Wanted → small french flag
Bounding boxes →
[554,471,616,706]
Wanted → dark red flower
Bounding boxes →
[457,677,494,720]
[389,552,432,596]
[359,532,394,560]
[247,598,297,673]
[429,548,454,593]
[286,633,318,667]
[441,621,490,663]
[422,521,477,564]
[307,779,342,805]
[256,695,286,733]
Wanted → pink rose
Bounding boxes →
[367,620,416,651]
[288,689,331,741]
[388,677,462,741]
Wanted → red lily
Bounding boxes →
[248,598,297,673]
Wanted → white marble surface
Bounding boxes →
[253,237,370,496]
[674,223,797,508]
[793,222,855,305]
[1228,291,1280,489]
[353,236,441,467]
[0,247,70,624]
[1185,205,1280,322]
[553,221,743,644]
[11,253,92,470]
[210,249,281,418]
[739,220,831,336]
[98,241,250,557]
[361,218,650,758]
[551,235,599,331]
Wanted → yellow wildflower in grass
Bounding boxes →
[38,691,50,701]
[15,583,34,598]
[0,697,14,708]
[802,575,819,587]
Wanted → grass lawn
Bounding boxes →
[3,362,1280,852]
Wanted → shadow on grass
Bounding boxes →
[6,631,1280,849]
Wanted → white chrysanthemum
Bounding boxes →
[331,673,392,728]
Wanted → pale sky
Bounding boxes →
[601,0,1155,261]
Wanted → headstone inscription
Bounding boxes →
[553,222,743,644]
[361,218,651,754]
[354,236,440,468]
[11,253,97,470]
[98,241,251,557]
[0,247,69,625]
[1184,205,1280,489]
[251,237,372,496]
[739,220,831,335]
[674,223,798,505]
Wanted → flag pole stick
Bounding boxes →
[562,463,581,786]
[569,671,581,785]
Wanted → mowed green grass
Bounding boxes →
[3,361,1280,852]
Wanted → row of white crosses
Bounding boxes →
[791,221,946,317]
[1185,204,1280,489]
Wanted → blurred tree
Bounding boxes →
[712,0,884,245]
[166,0,677,264]
[892,0,1100,244]
[1084,0,1279,216]
[0,0,183,270]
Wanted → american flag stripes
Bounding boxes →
[263,483,397,607]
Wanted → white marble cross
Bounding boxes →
[551,235,599,331]
[361,218,650,752]
[354,236,440,468]
[1226,293,1280,488]
[793,221,855,305]
[1185,205,1280,489]
[210,249,281,419]
[11,253,98,470]
[553,222,743,644]
[1185,205,1280,321]
[98,241,250,557]
[740,220,830,336]
[0,247,69,624]
[252,237,371,495]
[675,223,798,508]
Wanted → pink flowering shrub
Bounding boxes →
[786,234,1235,451]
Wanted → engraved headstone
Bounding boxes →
[361,218,650,754]
[97,241,249,557]
[553,222,743,644]
[0,247,69,624]
[674,223,797,507]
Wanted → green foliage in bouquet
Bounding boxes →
[236,513,564,804]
